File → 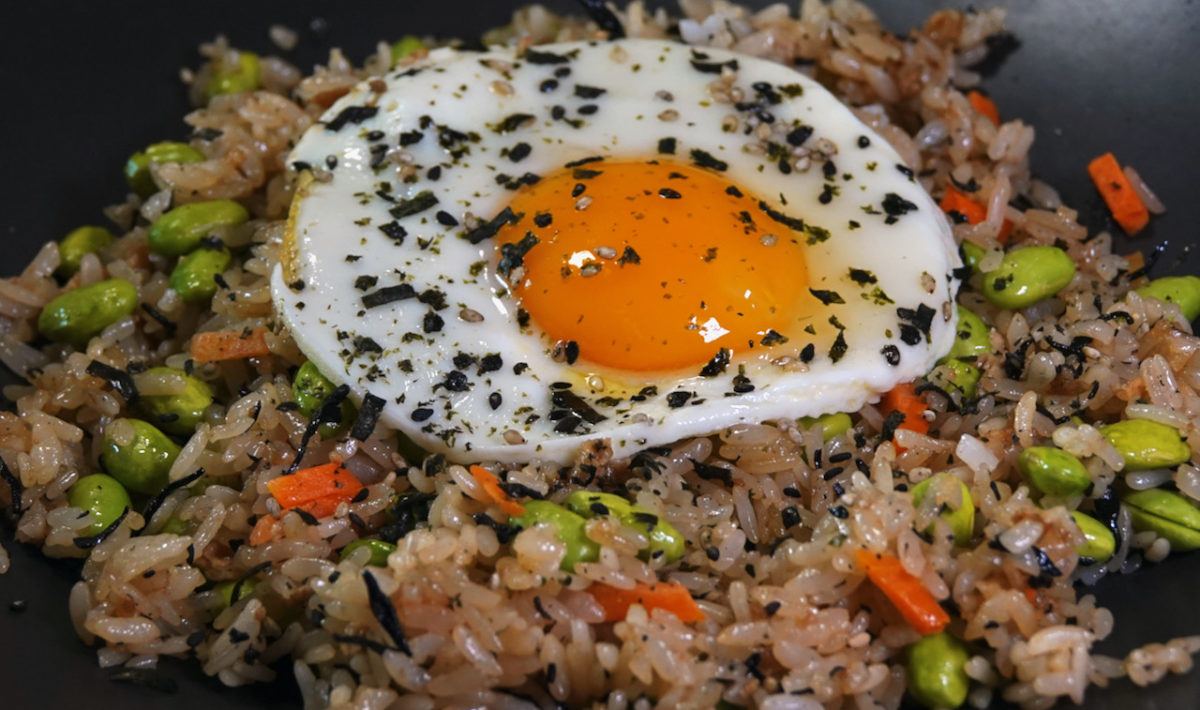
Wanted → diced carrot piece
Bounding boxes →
[468,465,526,516]
[190,326,271,363]
[1088,152,1150,236]
[249,514,279,545]
[856,549,949,635]
[266,462,365,519]
[939,186,987,225]
[882,381,928,454]
[590,581,706,623]
[967,90,1000,125]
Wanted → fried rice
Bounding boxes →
[1,1,1199,709]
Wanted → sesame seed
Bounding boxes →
[655,90,674,101]
[594,246,617,259]
[490,80,514,96]
[586,375,605,390]
[760,233,777,246]
[459,308,484,323]
[575,195,593,210]
[503,430,525,445]
[657,109,679,122]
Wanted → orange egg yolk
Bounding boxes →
[495,160,812,373]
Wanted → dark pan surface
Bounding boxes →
[0,2,1197,708]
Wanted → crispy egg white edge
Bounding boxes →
[271,39,960,464]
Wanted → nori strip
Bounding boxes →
[73,506,130,549]
[86,359,139,404]
[351,393,386,441]
[362,570,411,655]
[140,467,206,532]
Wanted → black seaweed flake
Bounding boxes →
[492,113,536,133]
[760,330,788,346]
[828,331,848,363]
[897,304,936,340]
[690,57,739,74]
[573,167,603,180]
[523,48,576,64]
[362,571,412,655]
[472,512,518,544]
[574,84,607,99]
[422,311,445,333]
[85,360,139,404]
[880,192,918,223]
[848,268,877,285]
[551,389,607,424]
[325,105,379,131]
[388,191,438,219]
[666,391,692,408]
[351,393,386,440]
[657,137,677,155]
[699,348,731,377]
[140,468,206,531]
[73,506,130,548]
[354,275,379,291]
[1032,546,1063,577]
[576,0,625,37]
[618,246,641,265]
[690,149,728,171]
[140,303,178,337]
[288,384,351,474]
[354,336,383,354]
[362,284,417,309]
[463,206,520,244]
[498,232,540,279]
[690,458,733,486]
[809,289,845,305]
[799,343,815,363]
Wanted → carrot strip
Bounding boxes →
[590,581,706,623]
[468,464,526,516]
[939,186,987,225]
[966,90,1000,125]
[1088,152,1150,235]
[249,514,279,545]
[190,326,271,363]
[855,549,949,635]
[266,462,365,518]
[882,381,928,455]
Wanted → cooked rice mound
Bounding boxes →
[1,2,1199,709]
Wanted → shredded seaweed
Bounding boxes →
[73,506,130,549]
[362,570,411,655]
[85,360,139,404]
[140,467,206,532]
[690,458,733,486]
[351,393,386,441]
[332,633,394,655]
[230,561,272,606]
[288,385,351,474]
[574,0,625,38]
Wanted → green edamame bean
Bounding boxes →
[1122,489,1200,551]
[798,412,853,441]
[1070,511,1115,562]
[340,538,397,567]
[100,418,181,495]
[947,306,990,361]
[137,366,215,436]
[907,631,970,710]
[37,278,138,347]
[213,578,258,611]
[148,200,249,256]
[565,491,685,563]
[292,360,357,438]
[391,36,426,64]
[1017,446,1091,497]
[932,359,982,399]
[124,141,205,197]
[1102,419,1191,471]
[910,473,975,546]
[56,225,113,277]
[160,516,190,535]
[510,500,599,573]
[959,241,985,274]
[170,246,231,304]
[68,474,132,537]
[982,245,1076,309]
[207,51,261,98]
[1136,276,1200,322]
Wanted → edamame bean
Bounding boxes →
[68,474,132,537]
[340,538,397,567]
[510,500,599,572]
[1102,419,1191,471]
[137,366,215,435]
[148,200,249,256]
[213,578,258,611]
[170,246,231,304]
[1136,276,1200,322]
[1122,489,1200,551]
[292,360,357,438]
[1070,511,1116,562]
[56,225,113,277]
[160,516,190,535]
[947,306,990,361]
[37,278,138,347]
[124,141,205,197]
[798,412,853,441]
[207,51,261,98]
[982,245,1075,310]
[959,241,985,274]
[1017,446,1091,497]
[907,632,970,709]
[932,359,981,399]
[391,36,426,64]
[910,473,975,546]
[565,491,685,563]
[100,418,181,495]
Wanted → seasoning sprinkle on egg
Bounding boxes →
[273,38,960,463]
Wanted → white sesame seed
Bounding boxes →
[921,271,936,293]
[594,246,617,259]
[655,90,674,101]
[503,430,525,445]
[490,80,514,96]
[760,233,778,246]
[459,308,484,323]
[580,262,602,277]
[657,109,679,122]
[721,115,739,133]
[586,375,605,390]
[575,195,593,210]
[609,44,628,62]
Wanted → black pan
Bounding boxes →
[1,2,1197,708]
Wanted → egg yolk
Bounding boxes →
[495,160,812,372]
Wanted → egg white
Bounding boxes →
[271,39,960,463]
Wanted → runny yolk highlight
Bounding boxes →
[495,160,811,372]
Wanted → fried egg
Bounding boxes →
[271,38,960,463]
